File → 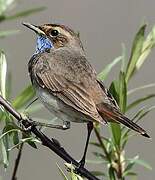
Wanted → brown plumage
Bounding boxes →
[23,22,150,168]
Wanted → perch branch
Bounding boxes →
[0,95,100,180]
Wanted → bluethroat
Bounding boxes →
[23,22,150,168]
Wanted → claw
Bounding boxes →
[62,121,70,130]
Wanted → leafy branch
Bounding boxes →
[0,94,99,180]
[89,24,155,179]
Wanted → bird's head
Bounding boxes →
[22,22,83,54]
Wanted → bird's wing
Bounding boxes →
[33,53,104,123]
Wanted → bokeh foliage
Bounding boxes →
[0,1,155,180]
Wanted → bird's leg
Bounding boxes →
[19,114,70,131]
[78,121,93,168]
[33,120,70,130]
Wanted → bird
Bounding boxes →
[22,22,150,168]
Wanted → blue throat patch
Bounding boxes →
[35,35,53,54]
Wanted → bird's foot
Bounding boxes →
[30,120,70,130]
[18,113,34,131]
[62,121,70,130]
[75,158,85,174]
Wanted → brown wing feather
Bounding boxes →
[36,67,103,122]
[97,80,150,138]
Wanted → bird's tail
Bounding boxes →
[97,103,150,138]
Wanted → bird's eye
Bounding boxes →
[50,29,59,36]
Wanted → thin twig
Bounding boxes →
[94,127,111,162]
[11,143,24,180]
[0,95,100,180]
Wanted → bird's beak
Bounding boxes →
[22,22,45,35]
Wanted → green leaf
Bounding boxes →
[5,6,46,20]
[0,30,19,38]
[135,159,152,170]
[127,94,155,111]
[108,166,116,180]
[12,85,35,109]
[128,156,152,170]
[22,133,37,149]
[5,72,12,99]
[0,0,15,15]
[89,141,101,148]
[126,25,146,82]
[122,106,154,148]
[92,152,106,160]
[57,163,69,180]
[64,163,84,180]
[86,159,105,164]
[123,171,137,177]
[109,80,119,104]
[121,43,127,72]
[0,51,7,98]
[135,105,155,123]
[90,171,105,177]
[109,81,121,147]
[0,128,19,140]
[12,130,19,146]
[124,160,136,175]
[110,122,121,148]
[0,139,9,168]
[127,83,155,95]
[136,25,155,71]
[98,56,122,80]
[118,71,127,113]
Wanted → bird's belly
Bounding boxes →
[36,88,90,123]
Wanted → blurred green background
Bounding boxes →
[0,0,155,179]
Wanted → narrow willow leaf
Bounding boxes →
[98,56,122,80]
[109,80,119,104]
[0,129,19,141]
[5,72,12,99]
[127,94,155,111]
[110,123,121,148]
[12,131,19,146]
[0,30,19,38]
[86,159,105,164]
[22,133,37,149]
[136,25,155,71]
[0,0,15,15]
[93,152,106,160]
[0,51,7,98]
[123,171,137,177]
[5,7,46,20]
[64,163,84,180]
[135,105,155,123]
[8,137,40,151]
[121,43,127,72]
[108,167,116,180]
[57,163,69,180]
[122,106,154,148]
[109,81,121,147]
[126,25,146,82]
[118,71,127,113]
[127,157,152,170]
[0,139,9,168]
[90,171,105,177]
[127,83,155,95]
[89,141,101,148]
[12,85,35,109]
[124,161,136,175]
